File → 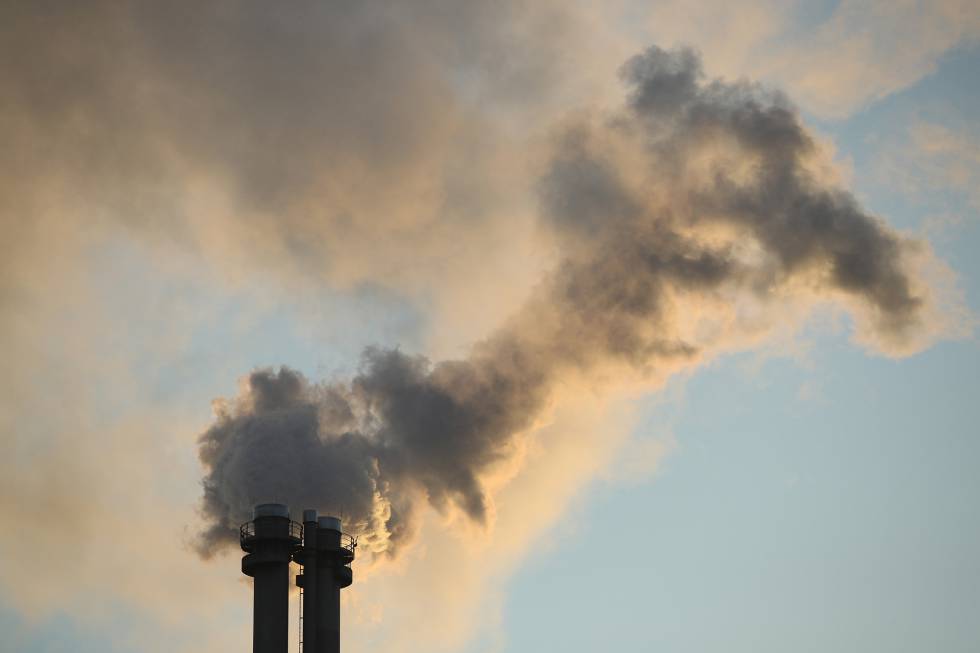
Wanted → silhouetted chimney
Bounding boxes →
[240,504,303,653]
[295,511,356,653]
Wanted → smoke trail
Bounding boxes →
[196,46,932,558]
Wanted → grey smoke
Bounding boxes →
[196,46,928,557]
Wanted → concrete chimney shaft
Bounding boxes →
[301,510,319,653]
[240,504,302,653]
[316,516,343,653]
[295,512,355,653]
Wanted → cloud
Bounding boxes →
[195,47,949,569]
[0,3,622,650]
[0,3,966,652]
[638,0,980,118]
[771,0,980,117]
[0,0,618,315]
[877,120,980,215]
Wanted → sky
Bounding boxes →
[1,2,978,652]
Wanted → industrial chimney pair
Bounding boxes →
[240,504,356,653]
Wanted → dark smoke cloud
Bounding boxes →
[196,46,931,557]
[198,345,551,557]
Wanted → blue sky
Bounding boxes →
[1,3,978,653]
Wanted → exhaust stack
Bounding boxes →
[295,511,356,653]
[240,504,356,653]
[240,504,303,653]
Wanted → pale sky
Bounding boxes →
[1,2,978,653]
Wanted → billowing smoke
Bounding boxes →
[196,46,931,558]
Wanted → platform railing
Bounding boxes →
[339,532,358,557]
[239,519,304,546]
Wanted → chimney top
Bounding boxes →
[253,503,289,519]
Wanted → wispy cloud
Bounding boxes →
[638,0,980,118]
[880,120,980,215]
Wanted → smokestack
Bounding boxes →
[240,504,303,653]
[299,510,319,653]
[295,511,356,653]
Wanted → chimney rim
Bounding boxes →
[253,503,290,519]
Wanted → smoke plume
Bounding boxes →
[197,46,933,558]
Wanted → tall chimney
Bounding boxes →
[240,503,303,653]
[295,512,356,653]
[299,509,320,652]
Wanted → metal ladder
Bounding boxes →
[298,564,304,653]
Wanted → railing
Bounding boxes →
[239,519,304,546]
[238,518,355,557]
[340,533,358,557]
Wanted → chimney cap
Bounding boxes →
[253,503,289,519]
[318,516,342,531]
